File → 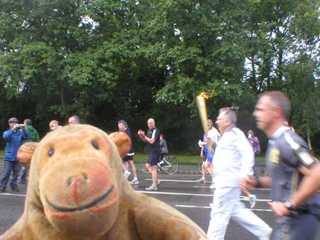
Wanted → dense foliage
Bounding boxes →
[0,0,319,154]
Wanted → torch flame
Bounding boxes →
[197,89,215,99]
[197,92,210,99]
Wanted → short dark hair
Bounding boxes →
[24,119,32,126]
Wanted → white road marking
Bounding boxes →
[137,191,213,197]
[146,179,271,191]
[193,186,270,191]
[0,193,26,197]
[175,204,273,212]
[136,190,272,202]
[145,178,212,183]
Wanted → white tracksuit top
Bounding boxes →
[207,127,220,143]
[213,126,255,189]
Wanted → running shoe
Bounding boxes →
[209,182,215,189]
[129,179,140,185]
[12,186,19,192]
[196,178,206,183]
[124,171,131,179]
[146,185,158,191]
[249,194,257,208]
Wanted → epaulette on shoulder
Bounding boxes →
[284,132,300,151]
[284,132,316,168]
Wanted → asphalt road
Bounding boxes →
[1,162,319,239]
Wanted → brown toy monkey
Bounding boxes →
[1,124,208,240]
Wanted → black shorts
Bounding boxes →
[122,155,133,162]
[147,153,159,166]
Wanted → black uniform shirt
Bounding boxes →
[146,127,161,155]
[266,126,320,215]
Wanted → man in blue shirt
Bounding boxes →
[0,117,29,192]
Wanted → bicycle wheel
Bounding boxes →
[162,156,179,174]
[197,159,205,174]
[197,158,210,175]
[254,161,269,178]
[140,157,149,173]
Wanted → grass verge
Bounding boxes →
[0,150,266,164]
[134,153,266,164]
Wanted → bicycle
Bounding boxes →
[198,157,269,178]
[253,160,269,178]
[197,157,210,175]
[140,155,179,174]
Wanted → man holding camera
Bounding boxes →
[0,117,29,192]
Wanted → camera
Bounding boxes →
[13,124,24,131]
[16,124,25,129]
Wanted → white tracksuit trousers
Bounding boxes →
[207,187,271,240]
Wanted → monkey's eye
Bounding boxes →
[92,141,99,150]
[48,147,55,157]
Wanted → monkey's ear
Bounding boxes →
[109,132,131,158]
[17,142,39,169]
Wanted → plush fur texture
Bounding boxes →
[1,124,208,240]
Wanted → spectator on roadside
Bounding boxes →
[138,118,161,191]
[0,118,29,192]
[68,115,80,125]
[241,91,320,240]
[118,120,139,185]
[196,119,220,189]
[159,134,169,162]
[207,109,272,240]
[247,130,261,156]
[49,120,59,132]
[18,119,40,184]
[245,129,261,207]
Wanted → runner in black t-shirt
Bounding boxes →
[118,120,139,185]
[138,118,161,191]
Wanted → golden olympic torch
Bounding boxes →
[196,90,215,157]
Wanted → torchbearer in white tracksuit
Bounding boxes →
[207,108,272,240]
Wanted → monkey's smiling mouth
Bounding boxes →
[45,185,114,212]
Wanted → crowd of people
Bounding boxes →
[1,91,320,240]
[0,115,80,192]
[205,91,320,240]
[130,91,320,240]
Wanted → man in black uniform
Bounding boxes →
[118,120,139,184]
[241,91,320,240]
[138,118,161,191]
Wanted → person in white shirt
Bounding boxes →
[196,119,220,188]
[207,108,272,240]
